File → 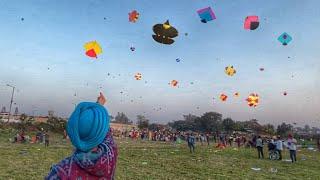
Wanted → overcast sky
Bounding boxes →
[0,0,319,127]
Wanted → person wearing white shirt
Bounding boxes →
[287,134,297,163]
[275,135,283,160]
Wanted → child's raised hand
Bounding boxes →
[97,92,106,105]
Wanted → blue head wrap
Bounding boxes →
[67,102,110,152]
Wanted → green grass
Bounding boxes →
[0,131,319,179]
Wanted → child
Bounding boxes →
[46,93,118,179]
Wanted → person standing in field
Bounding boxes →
[256,136,264,159]
[242,136,247,147]
[46,93,118,179]
[236,136,241,148]
[287,134,297,163]
[200,134,205,146]
[275,135,283,160]
[44,132,50,147]
[206,133,210,146]
[187,133,195,153]
[228,135,233,147]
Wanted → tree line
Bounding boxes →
[113,111,319,137]
[2,111,317,137]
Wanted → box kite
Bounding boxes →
[220,94,228,101]
[84,41,102,58]
[197,7,216,23]
[244,16,259,30]
[129,10,139,23]
[278,32,292,46]
[152,20,178,45]
[134,73,142,80]
[246,93,259,107]
[225,66,236,76]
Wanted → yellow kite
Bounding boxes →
[225,66,236,76]
[84,41,102,58]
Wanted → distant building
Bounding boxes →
[0,112,9,119]
[0,112,20,123]
[0,112,20,120]
[34,116,49,123]
[110,122,137,132]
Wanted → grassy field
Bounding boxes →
[0,130,319,180]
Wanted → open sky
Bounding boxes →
[0,0,319,126]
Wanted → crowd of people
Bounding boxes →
[3,93,318,179]
[256,134,298,163]
[116,128,255,149]
[12,125,319,164]
[113,127,320,163]
[11,129,50,147]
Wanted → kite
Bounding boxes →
[129,10,139,23]
[185,33,188,36]
[283,91,287,96]
[197,7,216,23]
[21,17,24,21]
[220,94,228,101]
[259,68,265,71]
[234,92,240,97]
[134,73,142,80]
[130,46,135,51]
[170,80,178,87]
[84,41,102,58]
[246,93,259,107]
[278,32,292,46]
[244,16,259,30]
[225,66,236,76]
[176,58,181,62]
[152,20,178,45]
